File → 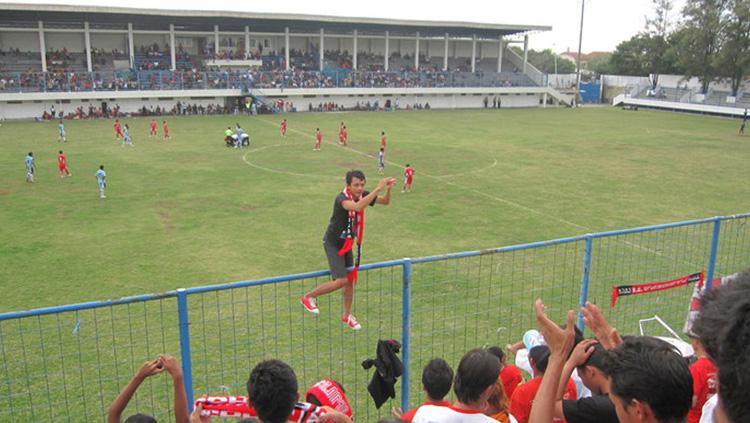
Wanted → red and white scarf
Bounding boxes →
[194,397,326,422]
[338,187,364,283]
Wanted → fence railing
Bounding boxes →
[1,213,748,422]
[0,69,537,94]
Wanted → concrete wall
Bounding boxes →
[289,37,307,52]
[0,87,549,119]
[283,92,540,111]
[0,96,222,119]
[133,33,169,49]
[1,31,41,52]
[45,32,84,52]
[91,33,127,52]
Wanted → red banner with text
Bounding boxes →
[611,272,704,307]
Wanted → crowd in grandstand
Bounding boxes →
[103,269,750,422]
[0,44,533,93]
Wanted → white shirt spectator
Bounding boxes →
[699,394,717,423]
[413,404,516,423]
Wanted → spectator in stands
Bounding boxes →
[509,345,576,423]
[108,354,189,423]
[692,268,750,423]
[606,336,692,423]
[485,378,515,423]
[487,346,523,399]
[527,300,576,423]
[394,358,454,422]
[554,340,619,423]
[686,336,716,423]
[245,359,352,423]
[412,348,500,423]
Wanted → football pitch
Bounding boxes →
[0,107,748,312]
[0,106,749,421]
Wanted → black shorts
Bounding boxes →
[324,239,352,279]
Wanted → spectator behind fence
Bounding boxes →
[485,377,516,423]
[606,336,692,423]
[241,359,352,423]
[686,336,716,423]
[528,299,576,423]
[108,354,189,423]
[557,340,619,423]
[692,268,750,423]
[412,348,500,423]
[509,344,577,423]
[487,346,523,400]
[395,358,453,422]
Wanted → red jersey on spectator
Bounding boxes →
[401,400,451,422]
[304,379,353,418]
[687,357,717,423]
[510,377,576,423]
[500,365,524,400]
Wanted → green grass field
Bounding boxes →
[1,107,747,312]
[0,107,749,422]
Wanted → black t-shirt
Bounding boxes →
[323,191,375,246]
[562,394,619,423]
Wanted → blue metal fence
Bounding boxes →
[0,213,748,422]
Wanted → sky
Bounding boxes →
[10,0,688,53]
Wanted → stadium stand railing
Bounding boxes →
[629,85,750,110]
[1,212,747,422]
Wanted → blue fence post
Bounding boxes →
[577,236,593,330]
[176,288,195,412]
[401,258,412,412]
[705,217,722,290]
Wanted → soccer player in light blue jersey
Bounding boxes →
[58,120,66,142]
[95,165,106,198]
[25,152,35,182]
[122,124,133,146]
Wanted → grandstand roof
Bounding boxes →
[0,3,550,38]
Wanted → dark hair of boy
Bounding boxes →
[247,360,298,423]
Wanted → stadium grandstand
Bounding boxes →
[0,3,573,119]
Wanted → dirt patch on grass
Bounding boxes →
[154,201,177,233]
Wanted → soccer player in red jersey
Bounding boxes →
[380,131,387,151]
[314,128,322,151]
[339,124,348,146]
[113,119,123,140]
[403,164,415,192]
[280,118,287,137]
[162,120,171,140]
[149,119,158,137]
[58,150,72,178]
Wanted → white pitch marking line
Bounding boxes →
[254,117,587,231]
[251,116,701,268]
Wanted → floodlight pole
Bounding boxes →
[575,0,585,107]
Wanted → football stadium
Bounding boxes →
[0,2,749,422]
